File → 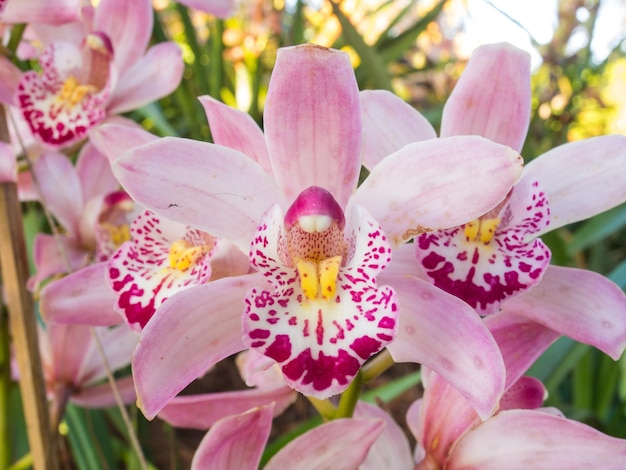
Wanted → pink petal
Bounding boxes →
[40,262,123,326]
[0,56,21,104]
[1,0,81,24]
[70,375,136,408]
[112,137,284,252]
[132,274,261,419]
[485,311,559,389]
[356,401,414,470]
[34,152,83,235]
[76,142,118,202]
[191,406,273,470]
[243,205,398,398]
[198,95,273,176]
[441,43,531,153]
[90,122,158,164]
[264,44,362,208]
[158,386,296,429]
[499,376,546,411]
[176,0,235,18]
[384,275,505,419]
[360,89,436,170]
[351,135,523,245]
[108,211,215,330]
[414,177,551,315]
[505,265,626,360]
[449,409,626,469]
[93,0,152,74]
[522,134,626,235]
[265,417,385,470]
[29,234,89,290]
[107,42,184,114]
[48,323,94,386]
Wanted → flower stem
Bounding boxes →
[334,372,362,419]
[306,396,336,421]
[361,349,395,383]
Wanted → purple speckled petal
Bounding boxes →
[243,204,397,398]
[108,211,215,330]
[415,178,551,315]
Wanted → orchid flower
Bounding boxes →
[175,0,235,18]
[12,323,138,428]
[407,311,626,469]
[109,43,522,417]
[15,0,183,148]
[28,146,134,291]
[360,42,626,355]
[190,403,385,470]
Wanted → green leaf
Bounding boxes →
[65,405,104,470]
[330,1,393,90]
[608,258,626,290]
[361,370,422,404]
[136,103,179,137]
[568,203,626,254]
[376,0,447,64]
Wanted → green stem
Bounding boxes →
[7,24,26,58]
[209,20,224,99]
[0,310,11,469]
[306,396,336,421]
[176,4,210,97]
[361,349,395,383]
[334,372,362,419]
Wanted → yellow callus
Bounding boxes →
[295,255,342,301]
[168,239,210,271]
[464,217,500,244]
[100,222,131,248]
[57,76,97,106]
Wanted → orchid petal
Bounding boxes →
[177,0,235,18]
[441,43,531,153]
[70,375,136,408]
[485,311,559,389]
[107,42,184,114]
[0,141,16,183]
[1,0,81,24]
[351,136,523,245]
[360,89,436,170]
[522,135,626,236]
[265,417,385,470]
[40,263,123,326]
[76,142,118,202]
[356,401,414,470]
[499,376,546,411]
[243,205,398,398]
[449,409,626,469]
[90,122,158,163]
[385,275,505,419]
[48,323,93,386]
[29,234,88,290]
[414,177,552,315]
[93,0,152,73]
[505,265,626,360]
[191,406,273,470]
[198,95,273,176]
[411,370,481,468]
[113,137,284,252]
[264,44,362,208]
[0,56,21,104]
[132,274,261,419]
[158,386,296,429]
[34,152,83,235]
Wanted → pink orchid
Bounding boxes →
[360,42,626,356]
[13,323,139,427]
[109,44,522,416]
[190,403,385,470]
[15,0,183,148]
[406,311,626,469]
[0,0,80,25]
[176,0,235,18]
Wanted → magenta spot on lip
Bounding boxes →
[350,336,382,360]
[282,348,360,392]
[265,334,291,362]
[249,329,270,339]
